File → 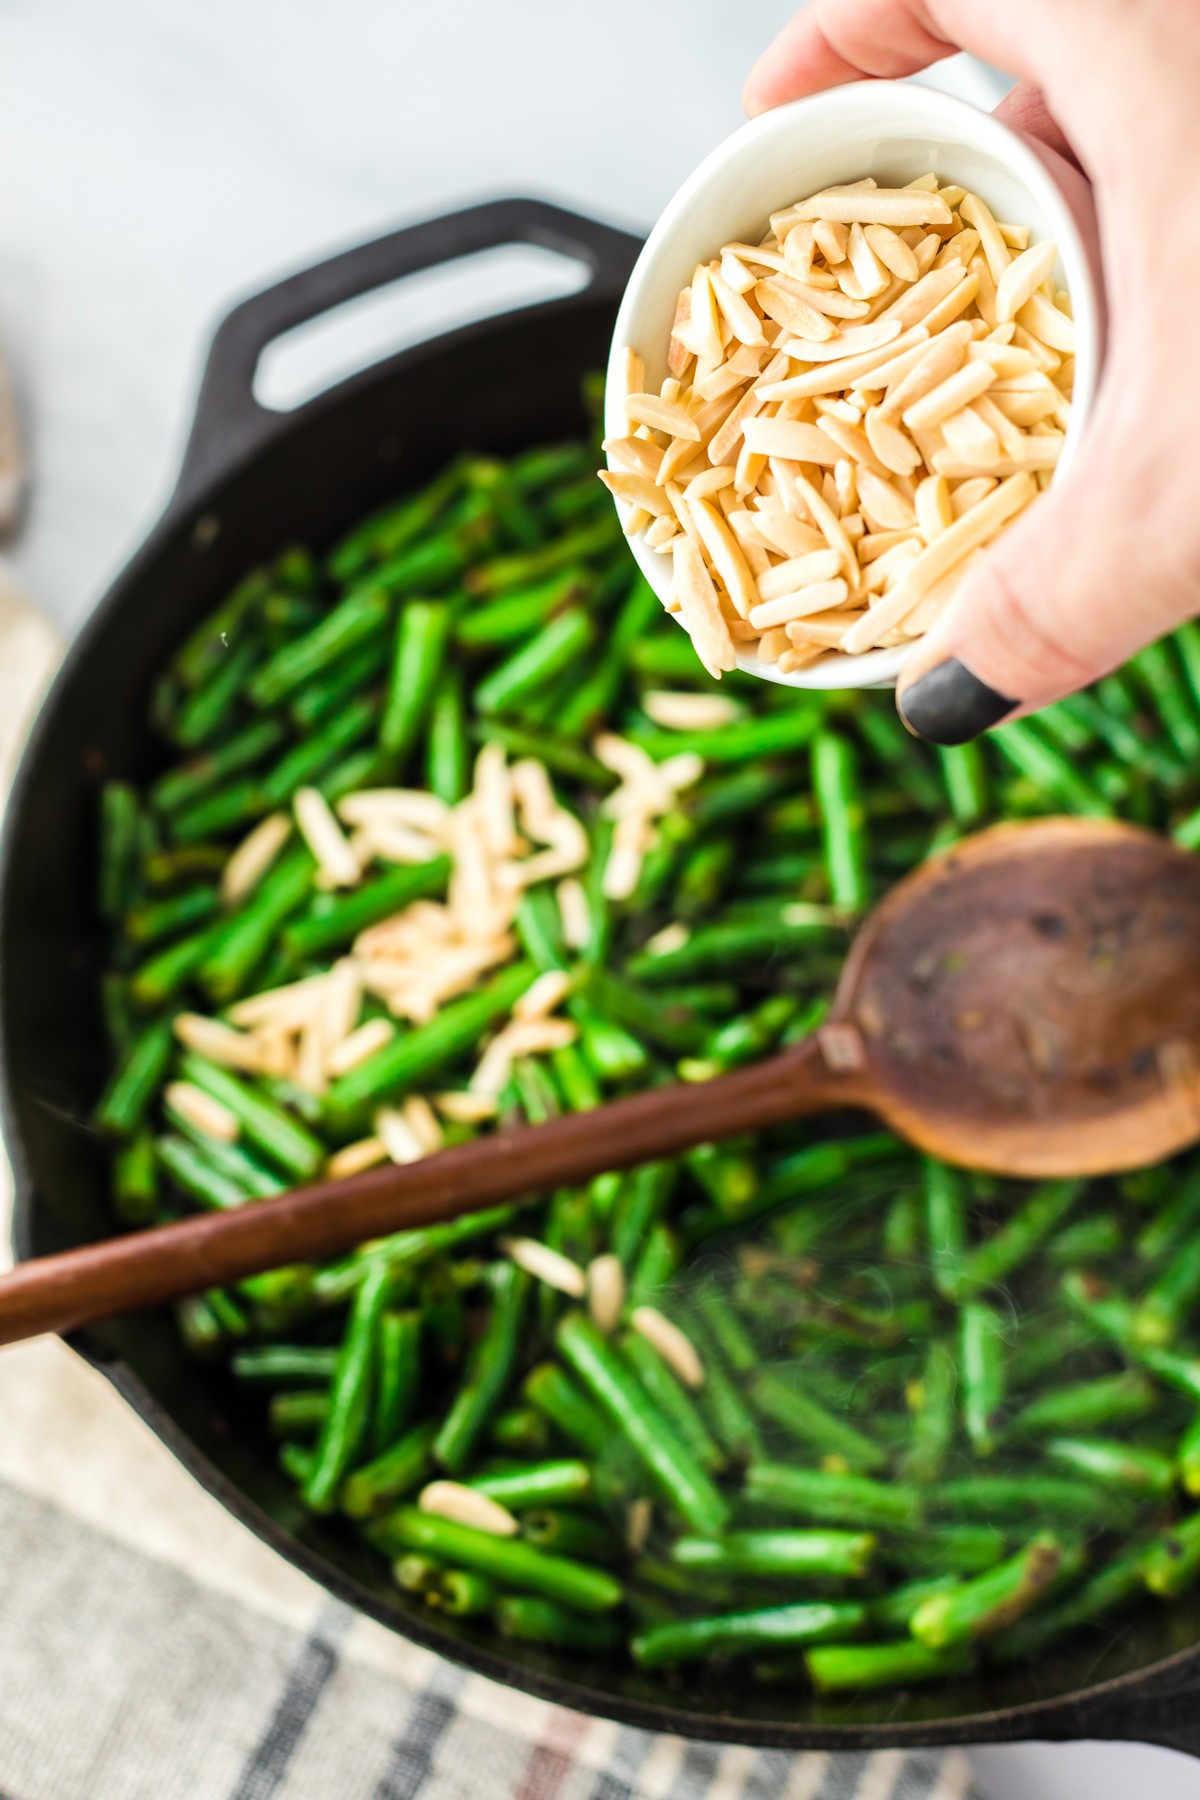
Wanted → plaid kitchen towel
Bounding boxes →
[0,602,982,1800]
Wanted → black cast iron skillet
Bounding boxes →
[3,196,1200,1757]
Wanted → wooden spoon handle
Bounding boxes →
[0,1036,864,1346]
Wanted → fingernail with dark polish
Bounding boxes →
[898,658,1016,745]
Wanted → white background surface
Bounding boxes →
[0,3,1195,1793]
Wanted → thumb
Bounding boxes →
[894,436,1185,743]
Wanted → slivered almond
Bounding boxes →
[294,787,359,889]
[755,278,836,342]
[514,968,571,1022]
[797,185,952,228]
[756,549,844,601]
[433,1089,499,1124]
[864,407,921,476]
[556,877,591,951]
[903,359,994,430]
[625,393,700,439]
[741,417,838,464]
[865,223,918,281]
[174,1014,268,1074]
[1017,291,1076,353]
[750,578,850,631]
[165,1081,239,1144]
[710,268,768,346]
[587,1254,625,1334]
[327,1136,389,1178]
[326,1017,395,1077]
[631,1306,705,1388]
[222,814,291,906]
[502,1236,587,1297]
[419,1482,518,1537]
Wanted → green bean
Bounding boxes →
[378,600,452,759]
[583,970,709,1057]
[269,1390,330,1440]
[152,720,288,816]
[156,1134,248,1210]
[556,577,659,738]
[1129,639,1200,763]
[303,1262,391,1512]
[170,779,267,845]
[806,1639,971,1693]
[371,1310,421,1456]
[883,1189,921,1261]
[519,1509,622,1564]
[341,1420,439,1518]
[1063,1270,1200,1401]
[489,1405,552,1456]
[956,1181,1083,1296]
[936,742,989,825]
[811,730,868,913]
[197,846,314,1002]
[632,1598,867,1669]
[436,1571,500,1618]
[627,916,840,984]
[923,1159,967,1301]
[1010,1371,1157,1440]
[324,960,535,1126]
[851,702,943,808]
[172,570,269,689]
[471,1459,592,1510]
[177,1053,324,1180]
[1045,1213,1124,1264]
[627,1222,682,1308]
[378,1507,623,1613]
[988,1542,1151,1663]
[112,1130,159,1223]
[1180,1416,1200,1496]
[329,464,466,582]
[124,886,219,947]
[250,589,391,709]
[99,782,141,920]
[455,570,584,650]
[473,720,614,791]
[94,1016,177,1137]
[391,1552,447,1595]
[931,1477,1116,1525]
[1044,1436,1176,1498]
[174,639,259,749]
[1142,1513,1200,1598]
[1136,1169,1200,1262]
[291,639,389,730]
[1134,1235,1200,1346]
[259,697,378,806]
[128,922,221,1009]
[435,1264,530,1474]
[903,1340,957,1485]
[687,1324,766,1464]
[464,517,618,598]
[619,1330,726,1474]
[231,1346,339,1386]
[1059,691,1185,789]
[475,610,595,716]
[557,1312,729,1535]
[495,1596,622,1651]
[744,1464,923,1530]
[522,1363,610,1460]
[673,1529,875,1580]
[749,1370,886,1470]
[990,719,1112,817]
[284,856,450,962]
[911,1533,1074,1648]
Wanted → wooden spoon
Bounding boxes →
[5,815,1200,1348]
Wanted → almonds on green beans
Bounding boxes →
[603,172,1072,677]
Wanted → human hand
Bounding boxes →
[746,0,1200,744]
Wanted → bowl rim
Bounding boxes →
[604,78,1101,691]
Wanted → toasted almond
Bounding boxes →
[294,787,359,889]
[587,1253,626,1334]
[174,1013,268,1074]
[671,537,738,677]
[221,813,291,906]
[555,877,591,952]
[433,1089,499,1124]
[327,1135,390,1178]
[749,578,851,631]
[374,1105,426,1165]
[641,690,741,732]
[325,1017,396,1077]
[625,392,700,440]
[165,1080,239,1144]
[502,1235,587,1297]
[229,975,328,1031]
[602,434,665,480]
[631,1305,705,1388]
[796,185,952,228]
[514,968,572,1022]
[419,1481,519,1537]
[741,417,839,464]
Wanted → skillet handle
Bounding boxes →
[1071,1667,1200,1757]
[170,196,641,513]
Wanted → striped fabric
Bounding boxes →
[0,597,984,1800]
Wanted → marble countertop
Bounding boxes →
[0,4,1195,1793]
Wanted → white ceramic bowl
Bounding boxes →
[605,80,1103,690]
